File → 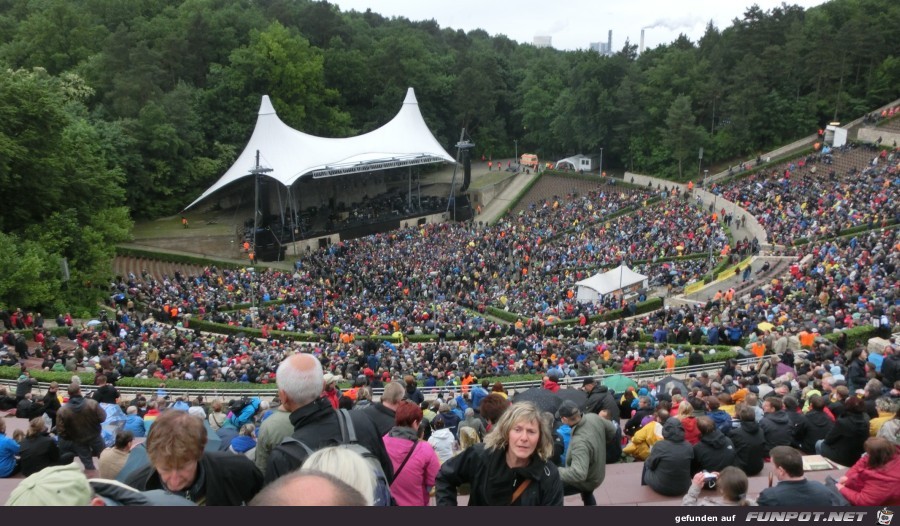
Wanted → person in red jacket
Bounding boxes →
[321,373,342,409]
[837,437,900,506]
[677,401,701,445]
[542,373,560,393]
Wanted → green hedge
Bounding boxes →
[485,306,521,323]
[822,325,878,349]
[0,366,94,385]
[702,257,732,284]
[187,318,323,343]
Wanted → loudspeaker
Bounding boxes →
[460,148,472,192]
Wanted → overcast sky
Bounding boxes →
[331,0,829,51]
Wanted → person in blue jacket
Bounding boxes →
[470,380,490,413]
[0,418,20,478]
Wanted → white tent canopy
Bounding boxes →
[186,87,456,209]
[575,265,648,303]
[554,154,597,171]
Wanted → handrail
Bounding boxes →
[1,353,760,402]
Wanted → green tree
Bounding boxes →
[663,95,707,180]
[204,22,351,142]
[0,67,131,311]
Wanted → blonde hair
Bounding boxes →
[677,400,694,418]
[302,446,376,506]
[459,426,481,451]
[484,402,553,461]
[26,417,47,438]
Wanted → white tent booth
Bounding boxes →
[575,265,649,304]
[186,87,455,210]
[554,154,601,172]
[185,87,457,259]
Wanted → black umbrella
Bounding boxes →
[555,388,587,410]
[656,375,689,398]
[512,387,563,414]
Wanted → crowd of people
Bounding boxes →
[2,335,898,506]
[2,129,900,505]
[715,143,899,245]
[614,341,900,505]
[111,181,726,336]
[2,145,897,392]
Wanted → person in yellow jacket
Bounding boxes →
[623,409,668,461]
[870,398,896,436]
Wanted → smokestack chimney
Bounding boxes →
[640,29,645,54]
[608,30,612,54]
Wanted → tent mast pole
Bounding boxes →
[253,150,260,256]
[288,186,298,258]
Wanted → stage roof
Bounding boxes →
[186,88,456,209]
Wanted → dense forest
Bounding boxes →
[1,0,898,312]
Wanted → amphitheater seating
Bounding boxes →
[508,176,639,216]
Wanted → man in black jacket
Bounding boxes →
[584,381,619,421]
[642,418,693,496]
[91,374,120,404]
[846,348,868,392]
[759,397,794,456]
[688,348,705,366]
[691,416,736,476]
[362,381,403,436]
[881,345,899,389]
[624,396,654,436]
[264,353,393,485]
[125,409,262,505]
[56,384,106,472]
[15,371,38,403]
[730,407,766,476]
[793,395,834,454]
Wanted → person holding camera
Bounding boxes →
[691,416,736,478]
[682,466,756,506]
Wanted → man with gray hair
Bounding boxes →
[458,407,486,439]
[362,381,404,436]
[263,352,393,485]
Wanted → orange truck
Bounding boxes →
[520,153,539,169]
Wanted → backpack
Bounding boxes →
[228,397,252,416]
[280,409,393,506]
